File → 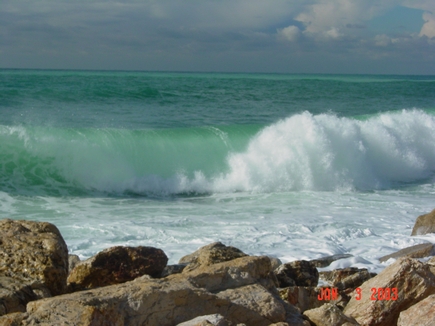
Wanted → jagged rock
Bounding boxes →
[397,294,435,326]
[13,256,309,326]
[180,242,248,272]
[0,312,27,326]
[411,208,435,235]
[319,268,374,291]
[378,243,435,262]
[68,254,80,273]
[269,257,283,270]
[67,246,168,291]
[0,219,68,316]
[344,257,435,326]
[310,254,353,268]
[274,261,319,287]
[161,264,188,277]
[304,303,359,326]
[0,219,68,296]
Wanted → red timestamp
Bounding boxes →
[355,287,398,301]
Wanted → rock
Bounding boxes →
[0,312,27,326]
[319,268,374,291]
[310,254,353,268]
[378,243,435,262]
[304,303,359,326]
[0,277,36,315]
[0,219,68,296]
[180,242,248,272]
[161,264,188,277]
[269,257,283,270]
[279,286,325,312]
[176,314,230,326]
[14,256,309,326]
[397,294,435,326]
[67,246,168,291]
[68,254,80,273]
[344,257,435,326]
[274,261,319,287]
[411,208,435,235]
[217,284,286,324]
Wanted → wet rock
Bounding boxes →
[304,303,359,326]
[67,246,168,291]
[397,294,435,326]
[378,243,435,262]
[344,257,435,326]
[274,261,319,287]
[180,242,248,272]
[310,254,353,268]
[411,208,435,235]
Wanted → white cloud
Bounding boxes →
[420,12,435,38]
[278,25,300,42]
[295,0,387,35]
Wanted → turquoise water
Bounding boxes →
[1,69,435,271]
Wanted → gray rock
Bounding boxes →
[310,254,353,268]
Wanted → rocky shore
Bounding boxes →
[1,208,435,326]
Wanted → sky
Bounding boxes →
[1,0,435,74]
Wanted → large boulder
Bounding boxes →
[397,294,435,326]
[344,257,435,326]
[0,219,68,316]
[67,246,168,291]
[179,242,248,272]
[4,256,309,326]
[411,208,435,235]
[0,219,68,295]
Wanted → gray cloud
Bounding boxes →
[1,0,434,74]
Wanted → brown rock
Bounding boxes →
[274,261,319,287]
[397,294,435,326]
[67,246,168,291]
[180,242,248,272]
[14,256,309,326]
[319,268,374,291]
[378,243,435,262]
[304,303,359,326]
[0,219,68,296]
[344,257,435,326]
[310,254,353,268]
[279,286,324,312]
[0,312,28,326]
[217,284,287,325]
[411,208,435,235]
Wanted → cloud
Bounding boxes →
[420,12,435,38]
[278,25,300,42]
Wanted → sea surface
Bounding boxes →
[1,69,435,273]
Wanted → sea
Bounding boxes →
[1,69,435,274]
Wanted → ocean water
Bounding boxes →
[1,69,435,273]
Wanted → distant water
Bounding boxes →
[1,69,435,273]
